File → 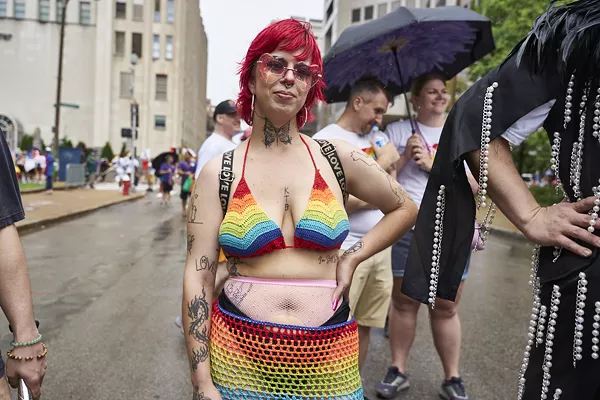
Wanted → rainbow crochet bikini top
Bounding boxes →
[218,135,350,258]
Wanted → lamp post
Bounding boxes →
[53,0,70,158]
[130,53,138,191]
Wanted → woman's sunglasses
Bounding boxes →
[256,53,322,91]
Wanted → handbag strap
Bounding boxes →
[219,150,235,216]
[313,139,347,204]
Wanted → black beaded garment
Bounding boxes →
[401,1,600,398]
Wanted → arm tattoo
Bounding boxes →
[284,187,290,211]
[193,386,212,400]
[188,193,203,224]
[343,240,364,257]
[195,255,218,275]
[226,257,245,276]
[187,288,210,370]
[187,234,195,255]
[263,118,292,147]
[350,150,407,206]
[318,254,339,264]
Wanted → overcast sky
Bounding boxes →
[200,0,324,105]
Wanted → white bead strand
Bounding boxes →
[540,285,561,400]
[428,185,446,308]
[573,272,588,367]
[592,301,600,360]
[477,82,497,209]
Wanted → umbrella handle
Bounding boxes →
[391,46,417,135]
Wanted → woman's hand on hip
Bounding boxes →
[331,242,363,310]
[523,196,600,257]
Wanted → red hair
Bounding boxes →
[236,19,326,128]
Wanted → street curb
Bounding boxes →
[20,184,71,195]
[16,192,147,236]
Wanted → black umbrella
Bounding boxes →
[152,151,178,176]
[323,6,494,132]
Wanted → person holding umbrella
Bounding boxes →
[377,74,479,400]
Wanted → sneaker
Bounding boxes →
[439,377,469,400]
[175,316,184,334]
[376,367,410,399]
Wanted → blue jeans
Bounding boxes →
[391,230,470,280]
[46,175,53,190]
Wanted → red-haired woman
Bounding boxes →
[182,19,418,400]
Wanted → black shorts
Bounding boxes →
[162,182,173,193]
[180,190,191,200]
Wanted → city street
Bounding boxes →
[0,194,535,400]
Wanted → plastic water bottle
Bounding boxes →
[371,125,389,147]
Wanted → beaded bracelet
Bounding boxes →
[7,342,48,361]
[10,334,42,348]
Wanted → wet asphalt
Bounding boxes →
[0,193,537,400]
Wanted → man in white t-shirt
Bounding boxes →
[194,99,240,179]
[313,78,400,375]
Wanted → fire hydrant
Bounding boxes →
[122,176,131,196]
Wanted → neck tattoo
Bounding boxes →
[262,117,292,148]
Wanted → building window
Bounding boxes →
[364,5,374,20]
[166,0,173,22]
[115,31,125,56]
[152,34,160,59]
[165,35,173,60]
[377,3,387,17]
[55,0,64,21]
[154,0,159,21]
[156,74,167,100]
[132,0,143,21]
[120,72,132,99]
[154,115,166,129]
[14,0,25,18]
[0,0,6,16]
[79,1,91,24]
[132,32,143,58]
[351,8,360,23]
[436,0,446,6]
[115,0,126,19]
[392,0,402,9]
[325,1,333,21]
[39,0,49,20]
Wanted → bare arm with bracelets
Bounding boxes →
[466,136,600,257]
[0,133,46,400]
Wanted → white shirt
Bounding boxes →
[501,99,556,146]
[313,124,385,250]
[386,119,442,208]
[194,133,237,179]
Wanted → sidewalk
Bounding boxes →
[16,183,147,234]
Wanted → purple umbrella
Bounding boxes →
[323,6,495,132]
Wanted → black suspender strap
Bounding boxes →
[313,139,348,204]
[219,150,235,216]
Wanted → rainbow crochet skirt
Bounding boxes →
[210,301,363,399]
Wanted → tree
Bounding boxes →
[119,142,127,157]
[469,0,568,174]
[469,0,567,81]
[101,141,115,160]
[19,134,33,150]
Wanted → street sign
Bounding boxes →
[121,128,138,139]
[54,103,80,109]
